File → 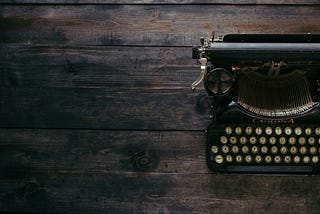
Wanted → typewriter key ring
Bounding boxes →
[205,68,234,95]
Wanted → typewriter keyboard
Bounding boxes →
[208,125,320,173]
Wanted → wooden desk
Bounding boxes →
[1,1,320,213]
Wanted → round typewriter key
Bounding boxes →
[269,137,277,145]
[249,137,257,144]
[236,155,242,163]
[255,127,262,135]
[265,127,273,135]
[310,147,317,155]
[274,156,281,164]
[271,146,278,154]
[240,136,247,144]
[284,156,291,163]
[280,146,288,154]
[300,147,307,155]
[279,137,286,145]
[252,146,259,154]
[305,128,312,135]
[298,137,306,145]
[211,146,219,153]
[265,155,272,163]
[220,136,228,144]
[235,127,242,135]
[290,146,298,154]
[259,136,267,145]
[245,127,253,135]
[289,137,296,145]
[245,155,252,163]
[284,127,292,135]
[294,127,302,135]
[222,145,229,153]
[294,156,301,163]
[230,136,237,144]
[225,127,232,135]
[275,127,282,135]
[303,156,310,164]
[215,155,224,164]
[226,155,233,162]
[308,137,315,145]
[312,156,319,164]
[255,155,262,163]
[261,146,268,154]
[315,127,320,135]
[242,146,249,154]
[232,145,239,153]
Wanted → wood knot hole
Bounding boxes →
[22,181,39,196]
[131,151,156,171]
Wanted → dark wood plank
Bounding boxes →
[1,5,320,46]
[1,0,320,4]
[0,172,319,213]
[0,46,211,130]
[0,88,211,130]
[0,45,198,89]
[0,129,207,174]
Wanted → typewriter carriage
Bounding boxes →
[193,34,320,119]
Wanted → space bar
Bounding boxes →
[226,165,313,173]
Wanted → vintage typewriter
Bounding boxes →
[192,34,320,174]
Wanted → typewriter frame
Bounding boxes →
[193,34,320,174]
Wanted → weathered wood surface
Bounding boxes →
[0,129,207,173]
[0,172,319,213]
[1,0,320,4]
[0,88,211,130]
[3,128,319,213]
[2,1,320,213]
[0,45,197,89]
[0,45,212,130]
[1,5,320,46]
[1,128,320,214]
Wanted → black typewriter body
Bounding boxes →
[192,34,320,174]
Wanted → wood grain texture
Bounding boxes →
[0,172,319,213]
[0,45,197,89]
[4,128,319,213]
[0,87,211,130]
[0,129,207,174]
[1,0,320,5]
[2,1,320,213]
[1,5,320,46]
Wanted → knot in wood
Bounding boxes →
[135,154,152,170]
[22,181,39,197]
[131,151,153,171]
